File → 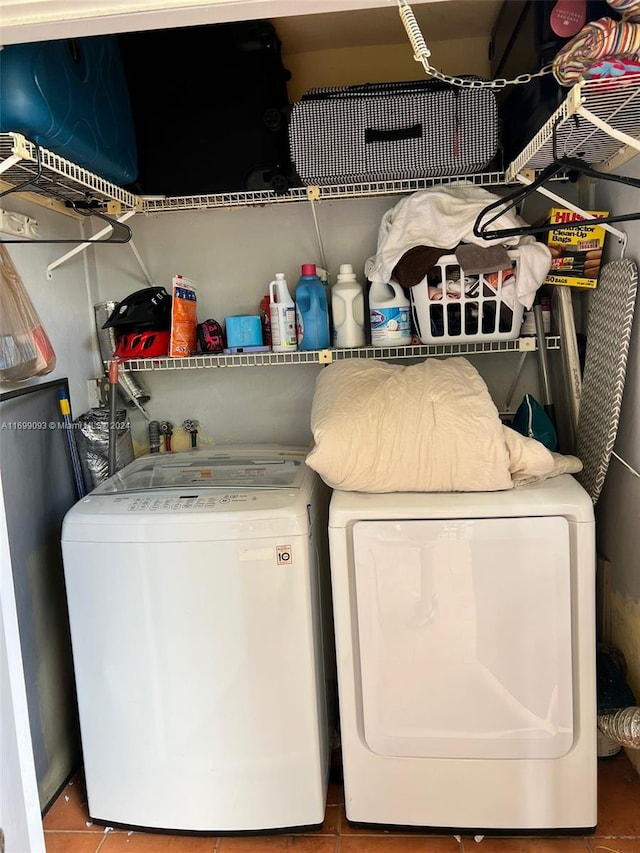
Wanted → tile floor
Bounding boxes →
[42,752,640,853]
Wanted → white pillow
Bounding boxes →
[306,357,514,492]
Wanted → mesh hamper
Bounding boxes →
[288,78,498,185]
[410,250,524,344]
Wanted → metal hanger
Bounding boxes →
[0,137,132,244]
[473,156,640,240]
[474,110,640,240]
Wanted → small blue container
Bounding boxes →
[295,264,330,351]
[0,36,138,185]
[225,315,263,348]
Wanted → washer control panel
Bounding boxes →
[116,491,295,512]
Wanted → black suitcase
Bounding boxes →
[118,21,294,196]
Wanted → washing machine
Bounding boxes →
[61,445,334,832]
[328,474,597,832]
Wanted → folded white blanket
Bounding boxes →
[306,358,571,493]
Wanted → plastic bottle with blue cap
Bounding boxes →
[368,279,412,345]
[295,263,330,350]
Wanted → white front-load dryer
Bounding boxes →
[61,445,333,832]
[328,475,596,832]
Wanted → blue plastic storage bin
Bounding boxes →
[0,36,138,186]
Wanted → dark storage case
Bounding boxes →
[288,78,498,185]
[0,36,138,186]
[118,21,294,196]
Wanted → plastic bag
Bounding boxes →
[0,245,56,382]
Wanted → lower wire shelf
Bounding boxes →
[118,337,561,371]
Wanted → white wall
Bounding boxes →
[94,192,546,453]
[1,199,102,409]
[591,157,640,773]
[0,200,99,807]
[1,467,46,853]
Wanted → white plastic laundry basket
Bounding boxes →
[410,249,524,344]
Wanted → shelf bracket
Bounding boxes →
[46,209,137,278]
[0,133,32,178]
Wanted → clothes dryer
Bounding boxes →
[61,445,333,832]
[328,475,596,832]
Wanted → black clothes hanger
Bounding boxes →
[473,155,640,241]
[0,137,132,244]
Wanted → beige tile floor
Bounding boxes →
[42,752,640,853]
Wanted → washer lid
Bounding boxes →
[92,446,309,495]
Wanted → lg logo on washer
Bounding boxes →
[276,545,292,565]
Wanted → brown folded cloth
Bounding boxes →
[392,246,453,289]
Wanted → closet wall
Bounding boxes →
[592,157,640,776]
[97,190,552,453]
[0,201,100,809]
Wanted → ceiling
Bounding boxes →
[275,1,505,52]
[0,0,506,47]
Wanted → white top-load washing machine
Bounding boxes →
[328,475,596,832]
[61,445,333,832]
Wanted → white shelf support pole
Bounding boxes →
[46,209,137,278]
[576,105,640,154]
[127,239,154,286]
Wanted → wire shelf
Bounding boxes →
[0,133,138,211]
[5,72,640,215]
[0,132,511,213]
[119,337,560,371]
[507,74,640,180]
[139,172,511,212]
[3,77,639,217]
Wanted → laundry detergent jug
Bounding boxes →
[295,264,330,351]
[369,279,412,345]
[269,273,297,352]
[331,264,366,348]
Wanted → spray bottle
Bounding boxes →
[269,273,297,352]
[331,264,366,348]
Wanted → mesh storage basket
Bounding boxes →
[410,250,524,344]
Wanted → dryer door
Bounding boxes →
[352,516,573,760]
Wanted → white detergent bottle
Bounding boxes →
[331,264,366,348]
[368,279,412,345]
[269,273,297,352]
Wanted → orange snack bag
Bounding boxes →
[169,274,197,357]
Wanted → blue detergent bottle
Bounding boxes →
[295,263,330,350]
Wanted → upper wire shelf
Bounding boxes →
[507,73,640,180]
[0,131,510,211]
[139,172,510,212]
[0,133,138,212]
[2,75,639,216]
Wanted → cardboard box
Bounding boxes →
[543,208,608,289]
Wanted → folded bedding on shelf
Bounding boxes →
[552,16,640,85]
[306,358,581,493]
